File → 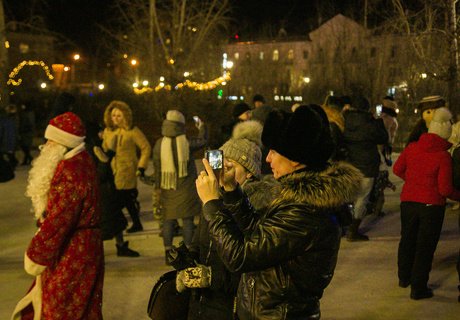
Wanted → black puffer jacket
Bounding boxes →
[188,176,281,320]
[343,109,388,177]
[202,162,362,320]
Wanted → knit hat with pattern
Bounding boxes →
[220,120,263,179]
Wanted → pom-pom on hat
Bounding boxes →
[418,95,446,113]
[428,107,453,140]
[44,112,85,148]
[262,104,334,171]
[166,110,185,124]
[220,120,263,179]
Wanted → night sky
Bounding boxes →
[4,0,357,54]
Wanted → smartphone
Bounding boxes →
[205,150,223,170]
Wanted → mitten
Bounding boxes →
[176,271,187,293]
[180,264,212,289]
[93,146,109,163]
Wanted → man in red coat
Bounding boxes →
[12,112,104,319]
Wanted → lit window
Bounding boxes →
[19,43,29,54]
[288,49,294,60]
[259,52,264,60]
[234,52,239,60]
[273,49,279,61]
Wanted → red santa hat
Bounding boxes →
[45,112,86,148]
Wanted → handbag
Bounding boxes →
[147,270,190,320]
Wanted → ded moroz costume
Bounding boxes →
[12,112,104,320]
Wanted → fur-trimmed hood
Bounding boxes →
[274,161,363,210]
[103,100,133,130]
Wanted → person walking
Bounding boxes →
[343,95,388,241]
[18,102,36,165]
[152,110,206,264]
[12,112,104,319]
[394,107,460,300]
[102,100,151,233]
[195,105,362,319]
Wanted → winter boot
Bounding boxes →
[116,241,140,257]
[346,219,369,241]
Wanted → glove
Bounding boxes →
[176,264,212,290]
[136,167,145,177]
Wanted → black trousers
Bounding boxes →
[117,189,141,225]
[398,202,445,290]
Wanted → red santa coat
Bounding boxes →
[13,150,104,320]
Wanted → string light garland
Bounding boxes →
[134,72,231,95]
[7,60,54,86]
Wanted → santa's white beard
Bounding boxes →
[26,143,67,220]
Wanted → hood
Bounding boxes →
[416,133,452,152]
[161,119,185,137]
[274,161,363,209]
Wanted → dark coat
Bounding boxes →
[343,109,388,177]
[153,120,206,220]
[202,162,362,319]
[188,176,281,320]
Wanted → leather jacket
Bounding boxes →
[202,162,362,320]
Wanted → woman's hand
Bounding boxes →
[221,159,238,192]
[195,159,221,204]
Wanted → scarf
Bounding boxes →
[160,134,189,190]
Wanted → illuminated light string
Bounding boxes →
[7,60,54,86]
[134,72,231,95]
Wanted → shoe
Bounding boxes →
[399,280,410,288]
[346,232,369,242]
[127,223,143,233]
[116,241,140,257]
[410,288,433,300]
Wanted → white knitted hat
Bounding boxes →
[428,107,452,139]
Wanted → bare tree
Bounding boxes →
[387,0,458,110]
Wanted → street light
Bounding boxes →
[73,54,80,61]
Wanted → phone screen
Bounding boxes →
[205,150,223,170]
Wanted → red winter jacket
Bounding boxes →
[393,133,460,205]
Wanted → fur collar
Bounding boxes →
[274,161,363,209]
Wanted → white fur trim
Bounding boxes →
[11,275,42,320]
[45,124,85,148]
[64,142,86,159]
[24,253,47,276]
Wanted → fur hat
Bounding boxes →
[262,105,334,171]
[45,112,85,148]
[166,110,185,124]
[232,103,251,119]
[428,107,452,140]
[220,120,263,179]
[382,96,398,117]
[418,95,446,113]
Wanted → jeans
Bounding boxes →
[163,216,195,248]
[352,177,375,219]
